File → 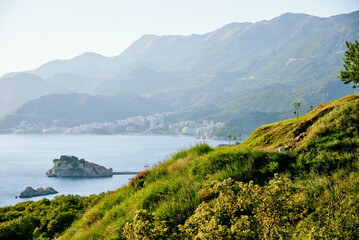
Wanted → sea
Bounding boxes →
[0,134,227,207]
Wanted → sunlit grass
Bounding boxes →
[3,94,359,239]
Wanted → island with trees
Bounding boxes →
[46,155,113,178]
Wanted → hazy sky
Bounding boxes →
[0,0,358,77]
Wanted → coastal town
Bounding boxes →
[5,112,223,138]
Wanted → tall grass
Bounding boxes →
[56,94,359,239]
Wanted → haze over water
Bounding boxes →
[0,134,226,207]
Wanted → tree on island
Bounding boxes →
[52,155,85,167]
[338,40,359,88]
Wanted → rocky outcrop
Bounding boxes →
[19,187,58,198]
[46,155,113,178]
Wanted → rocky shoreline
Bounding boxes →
[46,155,113,178]
[19,187,58,198]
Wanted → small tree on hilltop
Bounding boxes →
[238,133,242,143]
[293,102,301,118]
[338,40,359,88]
[232,135,237,144]
[227,134,231,145]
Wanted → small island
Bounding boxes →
[19,187,58,198]
[46,155,113,178]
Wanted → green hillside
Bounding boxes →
[241,94,359,151]
[1,94,358,239]
[208,111,284,137]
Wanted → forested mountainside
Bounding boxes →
[0,92,172,129]
[0,11,358,122]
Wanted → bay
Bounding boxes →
[0,134,226,207]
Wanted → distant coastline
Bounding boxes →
[0,132,229,140]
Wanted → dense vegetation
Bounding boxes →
[1,94,358,239]
[53,155,86,167]
[0,194,102,240]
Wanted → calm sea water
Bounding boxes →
[0,135,226,207]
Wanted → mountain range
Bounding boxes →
[0,92,172,129]
[0,11,358,130]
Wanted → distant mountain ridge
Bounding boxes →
[30,52,112,79]
[0,92,172,129]
[0,11,358,129]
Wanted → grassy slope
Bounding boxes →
[60,94,359,239]
[241,94,359,151]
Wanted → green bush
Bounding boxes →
[0,194,102,240]
[177,174,307,239]
[122,209,169,240]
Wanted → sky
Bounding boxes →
[0,0,358,77]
